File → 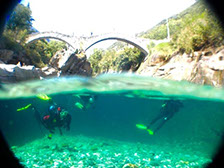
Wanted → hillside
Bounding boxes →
[139,0,224,53]
[137,0,224,87]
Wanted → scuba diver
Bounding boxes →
[74,94,97,111]
[17,94,72,138]
[136,100,183,135]
[34,100,72,135]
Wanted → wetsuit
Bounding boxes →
[78,95,97,110]
[147,100,183,133]
[33,103,71,135]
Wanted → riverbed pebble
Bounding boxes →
[13,135,212,167]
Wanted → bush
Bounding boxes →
[88,46,145,75]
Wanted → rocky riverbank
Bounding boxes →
[137,47,224,87]
[1,46,224,87]
[0,49,92,83]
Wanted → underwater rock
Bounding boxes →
[51,144,58,151]
[12,135,212,168]
[122,163,139,168]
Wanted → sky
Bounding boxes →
[20,0,196,36]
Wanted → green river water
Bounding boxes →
[0,74,224,167]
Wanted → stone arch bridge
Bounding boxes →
[26,31,162,57]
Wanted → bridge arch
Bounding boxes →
[84,35,149,56]
[25,32,76,50]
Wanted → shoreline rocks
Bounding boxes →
[1,46,224,87]
[138,47,224,87]
[0,50,92,83]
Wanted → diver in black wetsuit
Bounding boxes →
[147,100,183,134]
[32,100,71,136]
[75,94,97,110]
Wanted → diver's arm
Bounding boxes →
[32,106,46,127]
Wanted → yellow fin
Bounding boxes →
[37,94,51,101]
[147,129,154,135]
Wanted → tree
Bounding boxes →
[3,4,34,46]
[89,46,145,75]
[88,49,104,75]
[6,4,33,32]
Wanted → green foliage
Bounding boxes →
[142,23,167,40]
[1,4,67,68]
[172,9,224,53]
[88,49,104,75]
[25,40,67,67]
[47,41,67,56]
[141,0,224,54]
[1,4,33,52]
[153,42,174,56]
[88,46,145,76]
[116,47,145,71]
[6,4,33,32]
[25,40,46,67]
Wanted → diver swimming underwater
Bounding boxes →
[136,100,183,135]
[74,93,97,111]
[17,94,72,138]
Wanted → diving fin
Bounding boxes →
[147,129,154,135]
[17,104,32,111]
[136,124,154,135]
[37,94,51,101]
[75,102,84,109]
[136,124,147,130]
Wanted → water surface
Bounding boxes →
[0,74,223,167]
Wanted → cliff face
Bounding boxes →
[137,47,224,87]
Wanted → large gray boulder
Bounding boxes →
[14,65,40,81]
[0,62,41,83]
[0,62,16,82]
[49,50,92,77]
